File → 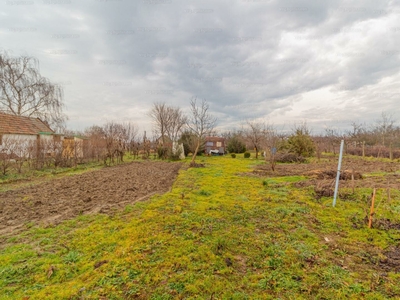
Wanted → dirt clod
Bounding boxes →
[190,162,205,168]
[94,260,109,269]
[374,219,400,230]
[380,247,400,272]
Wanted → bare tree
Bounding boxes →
[149,102,186,159]
[141,131,151,159]
[324,128,341,155]
[244,120,265,159]
[374,112,396,147]
[166,107,186,143]
[0,52,67,130]
[119,122,139,155]
[0,136,18,175]
[262,123,280,172]
[12,137,29,173]
[85,125,106,162]
[186,98,217,166]
[344,122,364,157]
[149,102,170,146]
[312,135,324,162]
[102,122,126,165]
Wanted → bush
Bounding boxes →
[287,129,315,157]
[179,131,198,156]
[231,153,236,158]
[244,152,250,158]
[157,146,168,159]
[227,136,246,153]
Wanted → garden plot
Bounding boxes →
[0,161,182,238]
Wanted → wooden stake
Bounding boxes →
[351,169,355,194]
[368,188,376,229]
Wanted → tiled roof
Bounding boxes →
[0,113,54,135]
[205,136,225,142]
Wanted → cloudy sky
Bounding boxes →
[1,0,400,134]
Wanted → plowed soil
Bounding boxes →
[254,156,400,189]
[0,161,182,237]
[255,156,399,177]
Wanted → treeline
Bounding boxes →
[0,98,217,176]
[2,96,399,177]
[221,112,400,162]
[0,122,149,176]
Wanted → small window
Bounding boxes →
[206,141,213,146]
[216,141,221,147]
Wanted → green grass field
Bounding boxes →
[1,156,400,299]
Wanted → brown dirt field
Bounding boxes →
[255,156,400,177]
[380,247,400,273]
[255,156,400,190]
[0,161,182,237]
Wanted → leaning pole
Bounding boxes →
[333,140,345,207]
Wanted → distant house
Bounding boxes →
[204,136,225,155]
[0,113,58,157]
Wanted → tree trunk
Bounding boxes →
[270,152,276,172]
[317,145,321,162]
[190,140,200,166]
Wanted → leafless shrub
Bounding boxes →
[149,102,186,159]
[11,137,31,173]
[244,120,265,159]
[262,123,282,172]
[186,98,217,166]
[0,135,18,175]
[85,125,107,162]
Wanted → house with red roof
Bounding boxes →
[0,113,58,158]
[204,136,225,155]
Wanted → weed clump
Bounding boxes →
[307,169,363,180]
[189,162,205,168]
[275,153,305,163]
[244,152,251,158]
[231,153,236,158]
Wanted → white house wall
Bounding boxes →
[0,134,63,158]
[40,135,55,142]
[0,134,37,156]
[2,134,36,142]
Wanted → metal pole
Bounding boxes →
[333,140,344,207]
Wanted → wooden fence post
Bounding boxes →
[368,188,377,229]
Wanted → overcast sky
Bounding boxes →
[1,0,400,134]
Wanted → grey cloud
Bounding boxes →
[0,0,399,132]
